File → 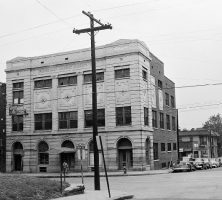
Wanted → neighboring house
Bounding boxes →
[179,128,219,159]
[5,39,177,173]
[0,82,6,172]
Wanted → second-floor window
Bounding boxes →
[13,82,24,104]
[58,76,77,86]
[12,115,23,131]
[161,143,166,151]
[167,143,172,151]
[34,79,52,89]
[158,80,162,89]
[153,143,159,160]
[84,72,104,83]
[142,70,147,81]
[115,68,130,79]
[116,106,131,126]
[152,110,157,128]
[173,143,177,150]
[84,109,105,127]
[172,116,176,131]
[165,93,169,106]
[35,113,52,130]
[166,114,170,130]
[171,96,175,108]
[59,111,78,129]
[160,112,164,129]
[144,107,149,126]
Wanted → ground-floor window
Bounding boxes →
[38,141,49,164]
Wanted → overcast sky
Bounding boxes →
[1,0,222,130]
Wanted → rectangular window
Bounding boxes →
[167,143,172,151]
[12,115,23,131]
[142,70,147,81]
[144,107,149,126]
[153,143,159,160]
[34,79,52,89]
[84,72,104,83]
[172,116,176,131]
[59,111,78,129]
[35,113,52,130]
[58,76,77,86]
[116,106,131,126]
[152,110,157,128]
[84,109,105,128]
[173,143,177,151]
[165,93,169,106]
[166,114,170,130]
[13,82,24,104]
[160,112,164,129]
[115,68,130,79]
[0,139,2,147]
[171,96,175,108]
[39,153,49,165]
[161,143,165,151]
[158,80,162,89]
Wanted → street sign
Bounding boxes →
[77,143,85,160]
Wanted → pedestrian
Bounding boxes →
[63,161,68,173]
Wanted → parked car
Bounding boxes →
[210,159,219,168]
[202,158,212,169]
[172,162,192,173]
[194,158,208,170]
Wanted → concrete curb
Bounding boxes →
[22,170,172,179]
[111,194,134,200]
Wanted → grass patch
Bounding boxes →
[0,174,69,200]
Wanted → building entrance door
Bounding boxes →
[61,153,75,171]
[119,149,132,169]
[117,138,133,170]
[13,142,23,172]
[14,154,22,171]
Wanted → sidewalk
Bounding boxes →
[22,169,172,178]
[55,190,134,200]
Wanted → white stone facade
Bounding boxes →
[5,39,162,173]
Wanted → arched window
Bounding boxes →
[38,141,49,165]
[62,140,74,149]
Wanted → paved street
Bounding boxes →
[56,167,222,200]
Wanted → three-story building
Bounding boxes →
[5,39,177,172]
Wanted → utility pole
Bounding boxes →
[73,11,112,190]
[176,109,180,161]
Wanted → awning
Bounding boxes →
[50,147,76,154]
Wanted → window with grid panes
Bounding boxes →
[58,76,77,86]
[12,115,23,131]
[116,106,131,126]
[160,112,164,129]
[84,109,105,127]
[152,110,157,128]
[167,143,172,151]
[158,80,162,89]
[166,114,170,130]
[35,113,52,130]
[171,96,175,108]
[153,143,159,160]
[172,116,176,131]
[173,143,177,150]
[142,70,147,81]
[59,111,78,129]
[83,72,104,83]
[144,107,149,126]
[115,68,130,79]
[38,141,49,164]
[165,93,169,106]
[34,79,52,88]
[13,82,24,104]
[161,143,165,151]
